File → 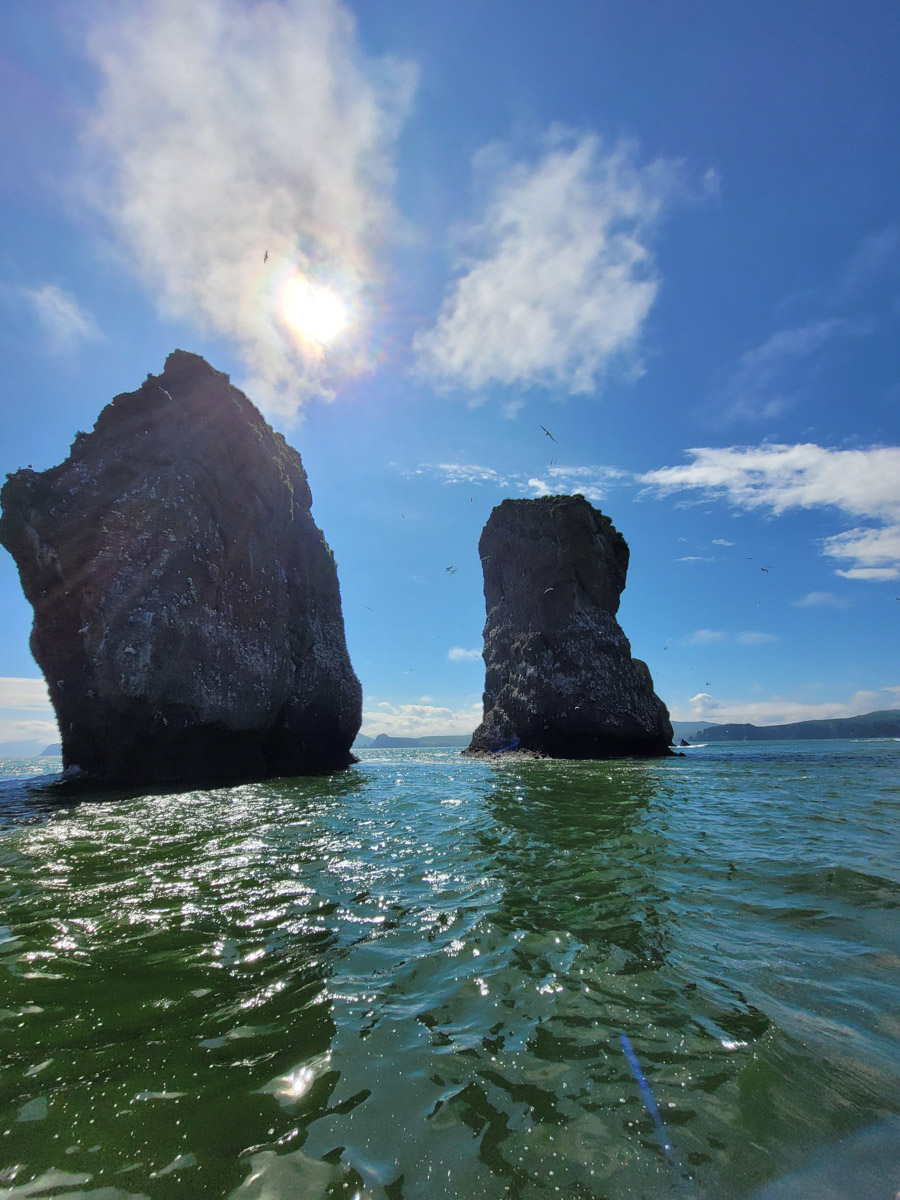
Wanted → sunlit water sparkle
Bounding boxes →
[1,741,898,1198]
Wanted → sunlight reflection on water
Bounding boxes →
[0,742,898,1198]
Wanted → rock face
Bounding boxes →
[465,496,672,758]
[0,351,362,782]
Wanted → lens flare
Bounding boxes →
[280,277,347,346]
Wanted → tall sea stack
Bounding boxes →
[465,496,672,758]
[0,351,362,782]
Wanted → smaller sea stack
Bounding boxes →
[465,495,672,758]
[0,351,362,783]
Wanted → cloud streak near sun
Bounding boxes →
[81,0,415,419]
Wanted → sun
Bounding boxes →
[280,277,347,346]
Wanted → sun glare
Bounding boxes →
[281,277,347,346]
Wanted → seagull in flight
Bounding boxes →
[540,424,557,442]
[445,565,458,575]
[263,250,269,262]
[157,386,173,402]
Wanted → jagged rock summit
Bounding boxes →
[465,495,672,758]
[0,350,362,782]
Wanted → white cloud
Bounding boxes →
[81,0,415,419]
[835,226,900,298]
[711,538,734,546]
[684,629,727,645]
[834,566,900,581]
[417,462,512,488]
[0,678,58,745]
[414,130,683,396]
[542,464,629,504]
[641,442,900,580]
[361,699,481,739]
[0,677,52,710]
[23,284,100,352]
[682,630,777,646]
[677,555,716,562]
[413,461,626,505]
[823,524,900,580]
[642,443,900,517]
[714,319,865,423]
[447,647,481,662]
[0,720,59,745]
[792,591,852,608]
[670,687,899,726]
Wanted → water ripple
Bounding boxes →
[1,742,898,1198]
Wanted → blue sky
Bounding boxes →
[1,0,898,747]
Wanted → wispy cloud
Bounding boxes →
[81,0,415,419]
[415,130,686,397]
[412,461,627,504]
[361,699,481,738]
[735,631,778,645]
[792,591,853,609]
[413,462,513,488]
[23,283,101,352]
[641,442,900,580]
[0,677,57,745]
[834,226,900,299]
[683,629,726,645]
[677,555,716,563]
[447,647,481,662]
[822,524,900,580]
[712,318,867,423]
[711,538,734,546]
[682,629,777,646]
[0,677,52,710]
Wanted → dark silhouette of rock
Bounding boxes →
[0,350,361,783]
[465,496,672,758]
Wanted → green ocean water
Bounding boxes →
[1,741,898,1199]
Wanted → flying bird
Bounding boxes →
[263,250,269,262]
[157,386,173,402]
[445,566,458,575]
[761,567,769,573]
[540,424,557,442]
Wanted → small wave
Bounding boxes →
[785,864,900,908]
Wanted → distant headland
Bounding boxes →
[681,710,900,742]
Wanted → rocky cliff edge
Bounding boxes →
[465,495,672,758]
[0,350,362,782]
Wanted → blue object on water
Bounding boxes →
[491,739,519,754]
[620,1031,680,1169]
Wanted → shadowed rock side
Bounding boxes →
[465,496,672,758]
[0,350,362,782]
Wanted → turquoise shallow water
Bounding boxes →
[1,740,898,1199]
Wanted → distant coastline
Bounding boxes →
[4,712,898,760]
[354,733,471,749]
[680,709,900,742]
